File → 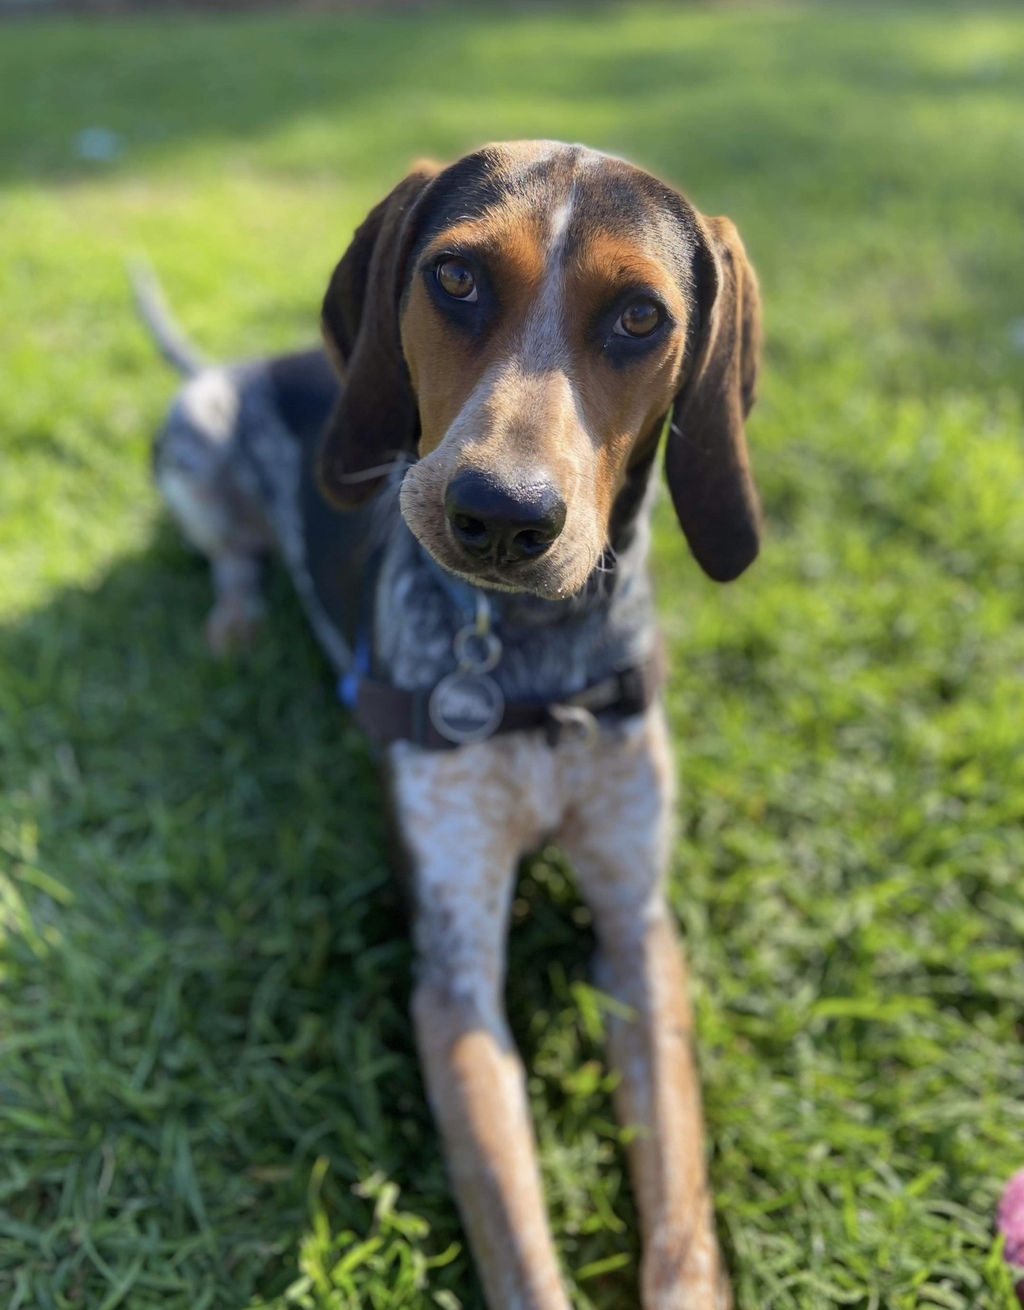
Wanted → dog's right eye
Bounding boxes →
[436,259,478,302]
[614,299,662,338]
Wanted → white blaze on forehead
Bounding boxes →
[548,194,573,246]
[521,184,576,368]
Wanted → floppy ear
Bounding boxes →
[318,163,439,506]
[664,213,762,582]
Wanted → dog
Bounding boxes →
[143,140,762,1310]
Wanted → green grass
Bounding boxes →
[1,3,1023,1307]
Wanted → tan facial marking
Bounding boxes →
[403,216,550,455]
[398,176,692,599]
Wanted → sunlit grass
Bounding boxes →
[1,4,1023,1307]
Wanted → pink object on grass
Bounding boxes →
[998,1169,1024,1304]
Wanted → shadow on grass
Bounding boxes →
[0,528,636,1307]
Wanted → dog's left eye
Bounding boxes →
[437,259,478,302]
[614,300,662,338]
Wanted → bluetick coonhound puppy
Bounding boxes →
[145,140,761,1310]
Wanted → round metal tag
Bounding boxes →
[428,671,505,745]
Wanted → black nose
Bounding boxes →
[444,470,567,564]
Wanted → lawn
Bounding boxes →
[1,3,1023,1307]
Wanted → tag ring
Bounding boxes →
[548,703,599,746]
[453,625,502,674]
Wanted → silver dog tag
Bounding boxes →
[429,670,505,744]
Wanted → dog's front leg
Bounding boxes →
[562,707,731,1310]
[388,741,571,1310]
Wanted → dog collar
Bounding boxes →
[343,650,662,751]
[337,542,656,749]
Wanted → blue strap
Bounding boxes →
[337,621,372,708]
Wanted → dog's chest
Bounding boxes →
[372,512,658,704]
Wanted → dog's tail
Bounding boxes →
[128,256,208,378]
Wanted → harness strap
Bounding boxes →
[348,649,663,751]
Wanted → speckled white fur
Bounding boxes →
[390,706,670,1007]
[389,704,730,1310]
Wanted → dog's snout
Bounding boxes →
[445,470,567,564]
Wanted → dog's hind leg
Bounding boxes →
[202,553,267,656]
[154,369,273,656]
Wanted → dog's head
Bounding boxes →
[319,141,761,598]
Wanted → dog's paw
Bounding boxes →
[204,594,266,657]
[641,1226,731,1310]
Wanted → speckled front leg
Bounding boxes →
[388,737,572,1310]
[561,706,731,1310]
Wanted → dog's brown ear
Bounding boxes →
[665,214,762,582]
[318,163,439,506]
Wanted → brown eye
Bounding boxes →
[614,300,661,338]
[436,259,477,302]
